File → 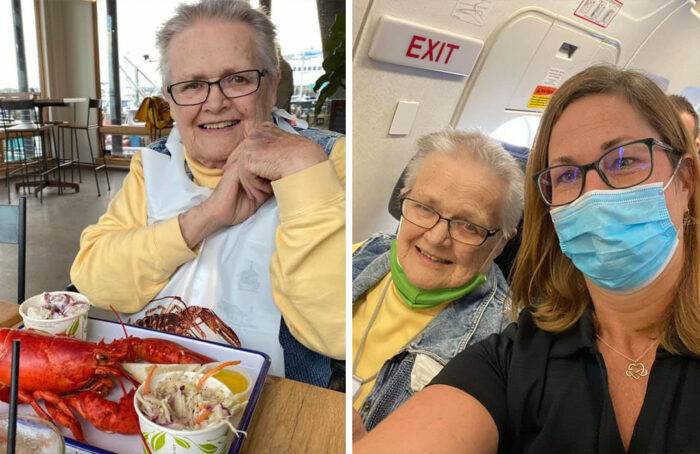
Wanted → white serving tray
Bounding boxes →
[1,318,270,454]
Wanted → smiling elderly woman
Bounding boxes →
[70,0,345,386]
[352,129,524,435]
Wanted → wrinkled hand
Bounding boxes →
[230,122,327,199]
[179,122,326,249]
[203,156,272,228]
[179,157,272,249]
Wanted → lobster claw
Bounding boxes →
[66,389,140,436]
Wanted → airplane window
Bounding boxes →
[644,72,670,92]
[680,87,700,110]
[490,115,541,148]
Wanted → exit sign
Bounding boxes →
[368,16,483,76]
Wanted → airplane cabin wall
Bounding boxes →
[625,3,700,94]
[353,0,699,242]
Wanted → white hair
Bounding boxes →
[403,129,525,235]
[156,0,279,88]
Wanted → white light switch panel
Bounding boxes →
[389,101,420,135]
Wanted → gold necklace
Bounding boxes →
[596,335,658,380]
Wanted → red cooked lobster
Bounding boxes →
[0,328,213,441]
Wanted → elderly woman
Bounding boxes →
[70,0,345,386]
[354,65,700,453]
[352,130,524,436]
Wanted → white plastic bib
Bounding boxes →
[136,127,284,376]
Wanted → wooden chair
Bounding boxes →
[58,98,111,196]
[0,197,27,303]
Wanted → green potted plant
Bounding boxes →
[314,11,345,115]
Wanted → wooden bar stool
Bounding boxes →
[58,98,111,196]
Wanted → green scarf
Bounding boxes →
[390,240,486,309]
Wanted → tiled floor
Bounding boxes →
[0,167,127,308]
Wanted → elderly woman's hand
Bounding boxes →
[209,156,272,224]
[178,122,327,249]
[178,156,272,249]
[233,122,328,195]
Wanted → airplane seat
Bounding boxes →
[387,140,528,279]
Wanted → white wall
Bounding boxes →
[625,2,700,94]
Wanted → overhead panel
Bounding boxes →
[454,11,551,134]
[454,9,620,135]
[507,21,617,112]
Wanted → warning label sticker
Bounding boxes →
[542,67,566,88]
[526,85,557,110]
[574,0,623,28]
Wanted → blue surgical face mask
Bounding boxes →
[550,177,680,293]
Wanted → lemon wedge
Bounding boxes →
[121,363,201,383]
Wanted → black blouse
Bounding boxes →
[431,309,700,454]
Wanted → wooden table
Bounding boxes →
[240,375,345,454]
[0,300,345,454]
[35,98,87,125]
[99,125,172,137]
[0,300,21,327]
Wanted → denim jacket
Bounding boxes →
[353,232,511,429]
[148,126,343,387]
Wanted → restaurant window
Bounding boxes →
[95,0,180,155]
[271,0,327,128]
[0,0,41,93]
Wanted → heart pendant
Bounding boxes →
[625,362,648,380]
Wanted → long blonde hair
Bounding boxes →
[510,65,700,354]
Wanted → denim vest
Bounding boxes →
[147,126,342,387]
[353,232,512,429]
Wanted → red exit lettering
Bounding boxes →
[405,35,460,64]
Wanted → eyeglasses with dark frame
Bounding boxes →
[533,137,679,207]
[166,69,266,106]
[400,196,500,246]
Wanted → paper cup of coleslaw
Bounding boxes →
[19,291,90,340]
[121,362,252,402]
[134,370,246,454]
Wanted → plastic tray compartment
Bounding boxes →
[2,318,270,454]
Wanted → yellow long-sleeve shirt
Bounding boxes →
[70,137,346,359]
[351,243,448,409]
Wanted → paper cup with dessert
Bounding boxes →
[134,361,248,454]
[19,291,91,340]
